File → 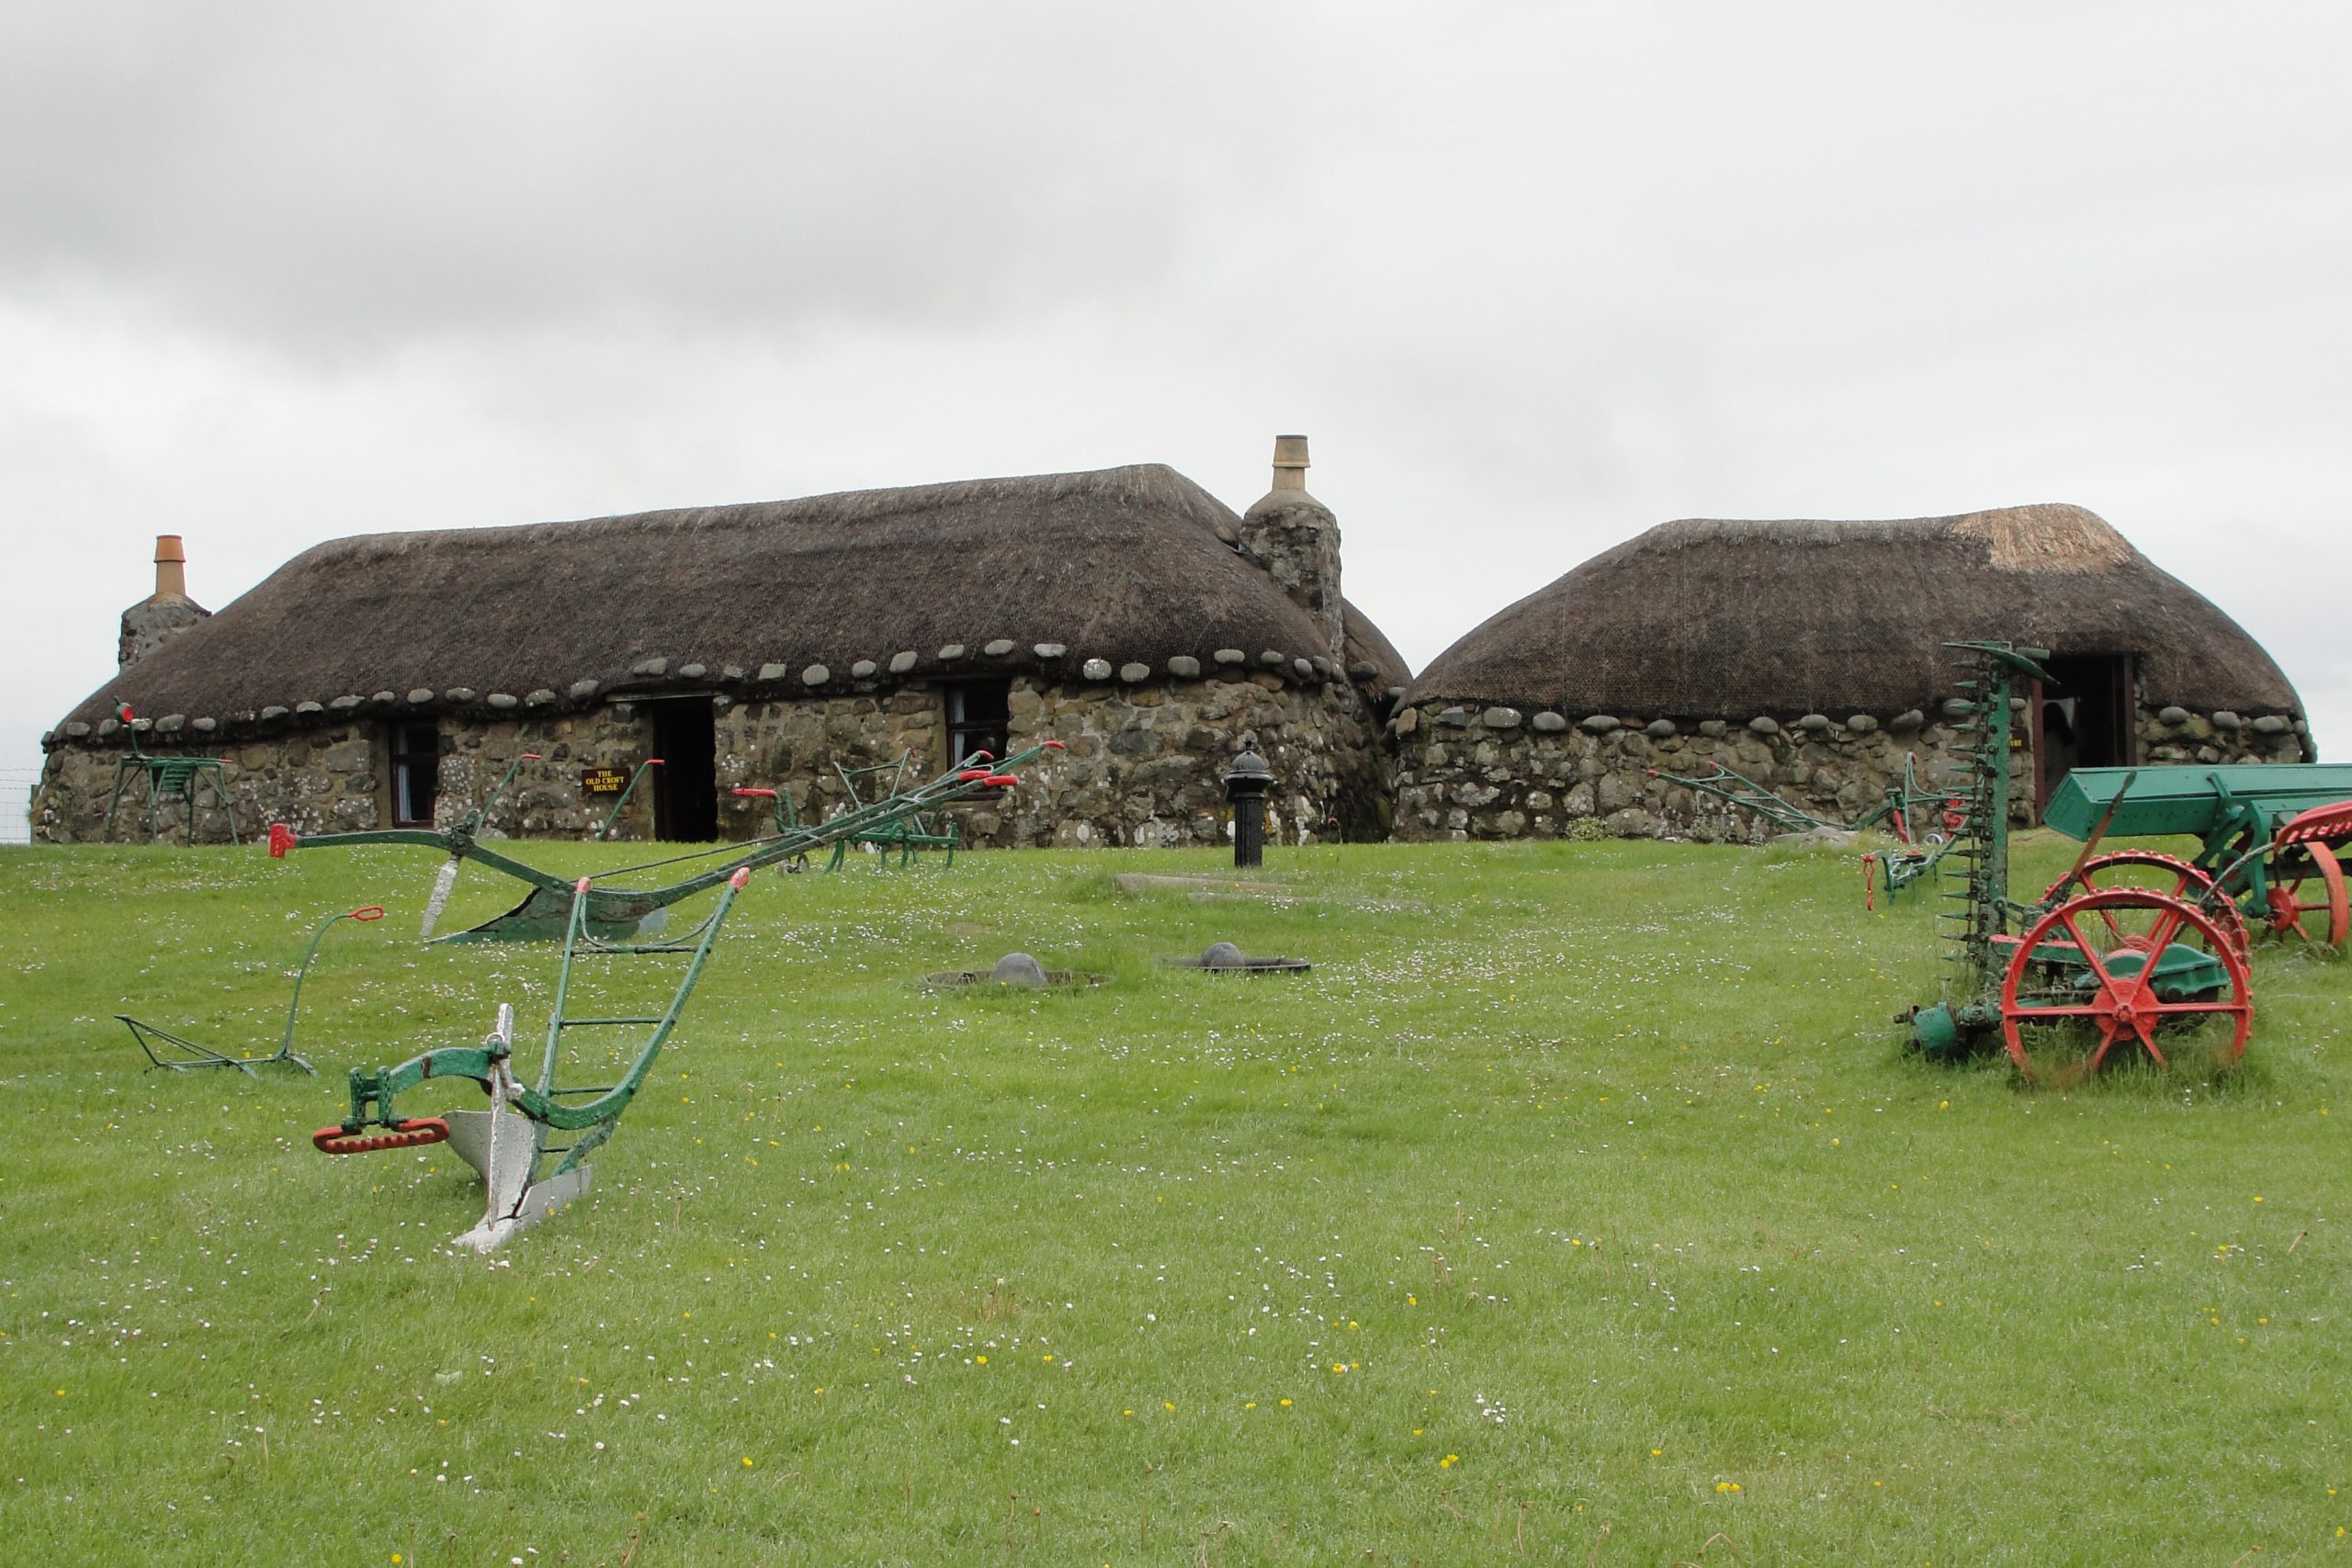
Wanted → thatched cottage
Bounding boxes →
[35,441,1409,848]
[1394,502,2307,840]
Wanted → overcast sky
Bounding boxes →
[5,1,2346,813]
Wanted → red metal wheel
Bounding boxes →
[2262,840,2348,950]
[2042,851,2247,959]
[2000,889,2252,1086]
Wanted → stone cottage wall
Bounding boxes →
[1390,701,2306,842]
[33,670,1388,849]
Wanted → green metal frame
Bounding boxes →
[117,903,385,1074]
[103,750,240,845]
[1655,752,1952,843]
[283,739,1060,943]
[325,867,749,1175]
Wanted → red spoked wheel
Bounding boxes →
[312,1117,450,1155]
[2260,840,2348,951]
[2041,851,2248,959]
[2001,889,2252,1087]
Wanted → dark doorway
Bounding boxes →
[647,699,718,840]
[2036,653,2137,812]
[389,721,440,826]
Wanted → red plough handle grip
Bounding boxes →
[313,1117,450,1155]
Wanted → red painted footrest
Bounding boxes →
[313,1117,450,1155]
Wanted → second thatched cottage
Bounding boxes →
[34,439,1408,848]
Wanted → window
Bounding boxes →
[390,722,440,826]
[944,681,1012,765]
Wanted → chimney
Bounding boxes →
[119,534,210,668]
[1271,434,1310,491]
[153,535,188,601]
[1236,434,1344,662]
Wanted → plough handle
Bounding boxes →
[313,1117,449,1155]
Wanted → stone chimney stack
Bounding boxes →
[118,534,210,668]
[1236,434,1344,663]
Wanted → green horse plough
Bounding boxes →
[312,865,754,1251]
[270,740,1062,944]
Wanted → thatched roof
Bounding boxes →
[55,464,1405,742]
[1406,503,2300,717]
[1341,599,1410,693]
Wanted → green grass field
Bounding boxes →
[1,834,2345,1564]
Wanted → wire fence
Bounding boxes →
[0,768,39,845]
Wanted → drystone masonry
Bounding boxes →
[1389,702,2307,842]
[34,671,1389,849]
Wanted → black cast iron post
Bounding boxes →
[1224,742,1274,868]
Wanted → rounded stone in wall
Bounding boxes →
[1437,706,1470,728]
[1580,715,1619,733]
[1120,662,1151,682]
[937,644,967,660]
[158,714,186,732]
[444,687,476,703]
[758,662,790,682]
[1645,719,1676,738]
[1260,650,1284,666]
[851,660,877,679]
[1797,714,1830,732]
[2211,710,2242,731]
[66,721,91,738]
[889,650,919,674]
[1035,643,1067,659]
[489,693,518,709]
[1890,709,1924,732]
[1167,656,1201,678]
[1214,649,1245,664]
[1483,706,1522,728]
[678,663,707,680]
[1846,715,1877,734]
[192,717,216,733]
[2253,715,2288,735]
[332,694,364,710]
[372,691,397,705]
[1082,658,1114,681]
[1698,719,1727,739]
[2158,705,2189,726]
[1532,712,1568,733]
[569,680,600,701]
[407,688,435,705]
[295,702,322,716]
[984,639,1015,657]
[262,705,290,721]
[802,665,831,686]
[1293,659,1314,678]
[1747,716,1781,735]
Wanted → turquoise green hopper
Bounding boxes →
[2042,764,2352,842]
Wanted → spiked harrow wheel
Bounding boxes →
[1999,889,2253,1086]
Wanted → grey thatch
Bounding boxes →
[1341,599,1410,691]
[59,464,1406,738]
[1406,503,2299,717]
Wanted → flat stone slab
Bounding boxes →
[1113,873,1289,897]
